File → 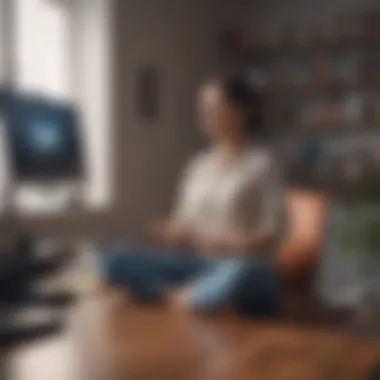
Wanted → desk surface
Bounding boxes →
[4,292,380,380]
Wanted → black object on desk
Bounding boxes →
[0,233,76,346]
[0,307,64,347]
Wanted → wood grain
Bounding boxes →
[73,295,380,380]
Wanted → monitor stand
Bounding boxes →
[13,182,84,215]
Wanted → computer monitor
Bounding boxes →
[0,89,84,181]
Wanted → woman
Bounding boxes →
[102,73,286,314]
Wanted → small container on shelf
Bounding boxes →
[270,106,296,130]
[327,19,345,43]
[263,24,283,47]
[298,99,323,129]
[313,53,333,87]
[362,52,380,85]
[342,92,364,125]
[248,66,268,89]
[321,18,343,43]
[362,103,375,125]
[334,52,361,84]
[269,59,295,90]
[293,25,314,46]
[291,59,312,88]
[218,27,244,58]
[245,25,267,51]
[308,23,329,45]
[300,96,349,131]
[362,11,380,41]
[327,104,349,128]
[337,15,365,43]
[351,22,366,43]
[270,96,298,128]
[279,25,300,46]
[361,92,377,125]
[371,99,380,125]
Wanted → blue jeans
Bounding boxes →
[99,245,278,315]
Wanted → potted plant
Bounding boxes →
[340,168,380,335]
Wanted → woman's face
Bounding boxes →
[198,82,245,142]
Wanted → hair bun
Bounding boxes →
[221,71,263,134]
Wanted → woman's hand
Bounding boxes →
[194,231,248,253]
[193,233,225,252]
[220,228,276,255]
[222,231,250,252]
[150,220,190,247]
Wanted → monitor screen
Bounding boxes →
[1,91,83,181]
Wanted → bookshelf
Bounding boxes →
[220,16,380,135]
[219,11,380,186]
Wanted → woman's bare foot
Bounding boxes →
[168,288,194,312]
[168,288,232,316]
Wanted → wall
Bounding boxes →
[219,0,380,29]
[112,0,219,238]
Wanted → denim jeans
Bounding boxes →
[99,245,278,315]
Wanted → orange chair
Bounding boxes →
[277,190,329,285]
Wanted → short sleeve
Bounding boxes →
[257,154,286,238]
[169,154,204,227]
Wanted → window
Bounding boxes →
[10,0,113,210]
[15,0,71,100]
[73,0,113,209]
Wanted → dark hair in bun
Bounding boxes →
[214,72,264,137]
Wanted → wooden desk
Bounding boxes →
[5,293,380,380]
[76,294,380,380]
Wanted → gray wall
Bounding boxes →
[110,0,220,239]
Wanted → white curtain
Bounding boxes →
[15,0,71,100]
[73,0,113,209]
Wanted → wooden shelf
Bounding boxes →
[271,122,380,134]
[263,78,380,96]
[241,35,380,59]
[225,24,380,135]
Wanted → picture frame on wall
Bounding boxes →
[136,65,159,120]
